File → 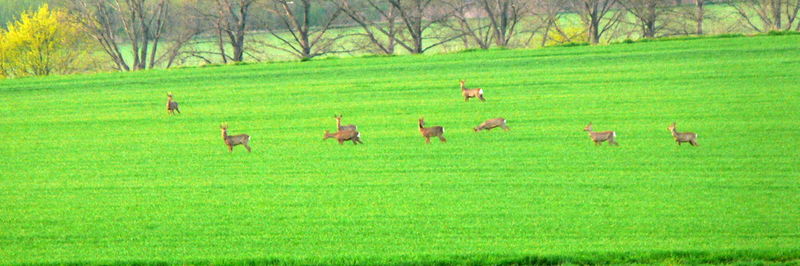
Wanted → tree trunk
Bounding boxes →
[217,24,228,64]
[773,0,783,30]
[695,0,704,35]
[233,2,247,62]
[589,18,600,44]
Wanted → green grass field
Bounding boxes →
[1,34,799,265]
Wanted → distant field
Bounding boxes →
[1,34,799,264]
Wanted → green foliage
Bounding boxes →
[1,35,799,264]
[0,4,97,78]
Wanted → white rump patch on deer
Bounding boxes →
[478,89,484,94]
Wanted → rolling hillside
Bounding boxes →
[1,34,799,264]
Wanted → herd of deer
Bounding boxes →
[166,80,698,153]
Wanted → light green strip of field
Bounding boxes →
[0,34,799,265]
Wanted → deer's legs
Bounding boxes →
[439,136,447,143]
[244,144,251,152]
[690,140,698,146]
[464,97,469,102]
[227,145,233,152]
[338,139,344,145]
[479,95,486,102]
[425,137,431,144]
[502,126,510,131]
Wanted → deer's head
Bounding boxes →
[583,122,593,132]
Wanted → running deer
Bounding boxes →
[584,122,618,146]
[335,114,357,131]
[324,129,363,145]
[668,122,698,146]
[474,118,509,132]
[419,118,446,143]
[166,93,180,115]
[460,80,485,102]
[220,123,251,152]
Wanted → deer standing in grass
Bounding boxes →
[335,114,357,131]
[474,118,509,132]
[668,122,698,146]
[166,93,180,115]
[584,122,618,146]
[460,80,485,102]
[220,123,251,152]
[419,118,446,143]
[324,129,363,145]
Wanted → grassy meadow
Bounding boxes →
[1,34,799,264]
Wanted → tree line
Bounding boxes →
[1,0,799,78]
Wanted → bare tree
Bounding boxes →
[263,0,346,60]
[445,0,493,49]
[693,0,705,34]
[620,0,672,38]
[216,0,256,62]
[446,0,528,48]
[69,0,170,71]
[730,0,800,32]
[571,0,623,44]
[530,0,569,47]
[387,0,461,54]
[156,1,206,68]
[185,0,261,63]
[480,0,528,47]
[335,0,401,54]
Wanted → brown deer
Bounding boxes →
[166,93,180,115]
[584,122,618,146]
[419,118,446,143]
[335,114,357,131]
[668,122,698,146]
[474,118,509,132]
[220,123,251,152]
[324,129,363,145]
[460,80,485,102]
